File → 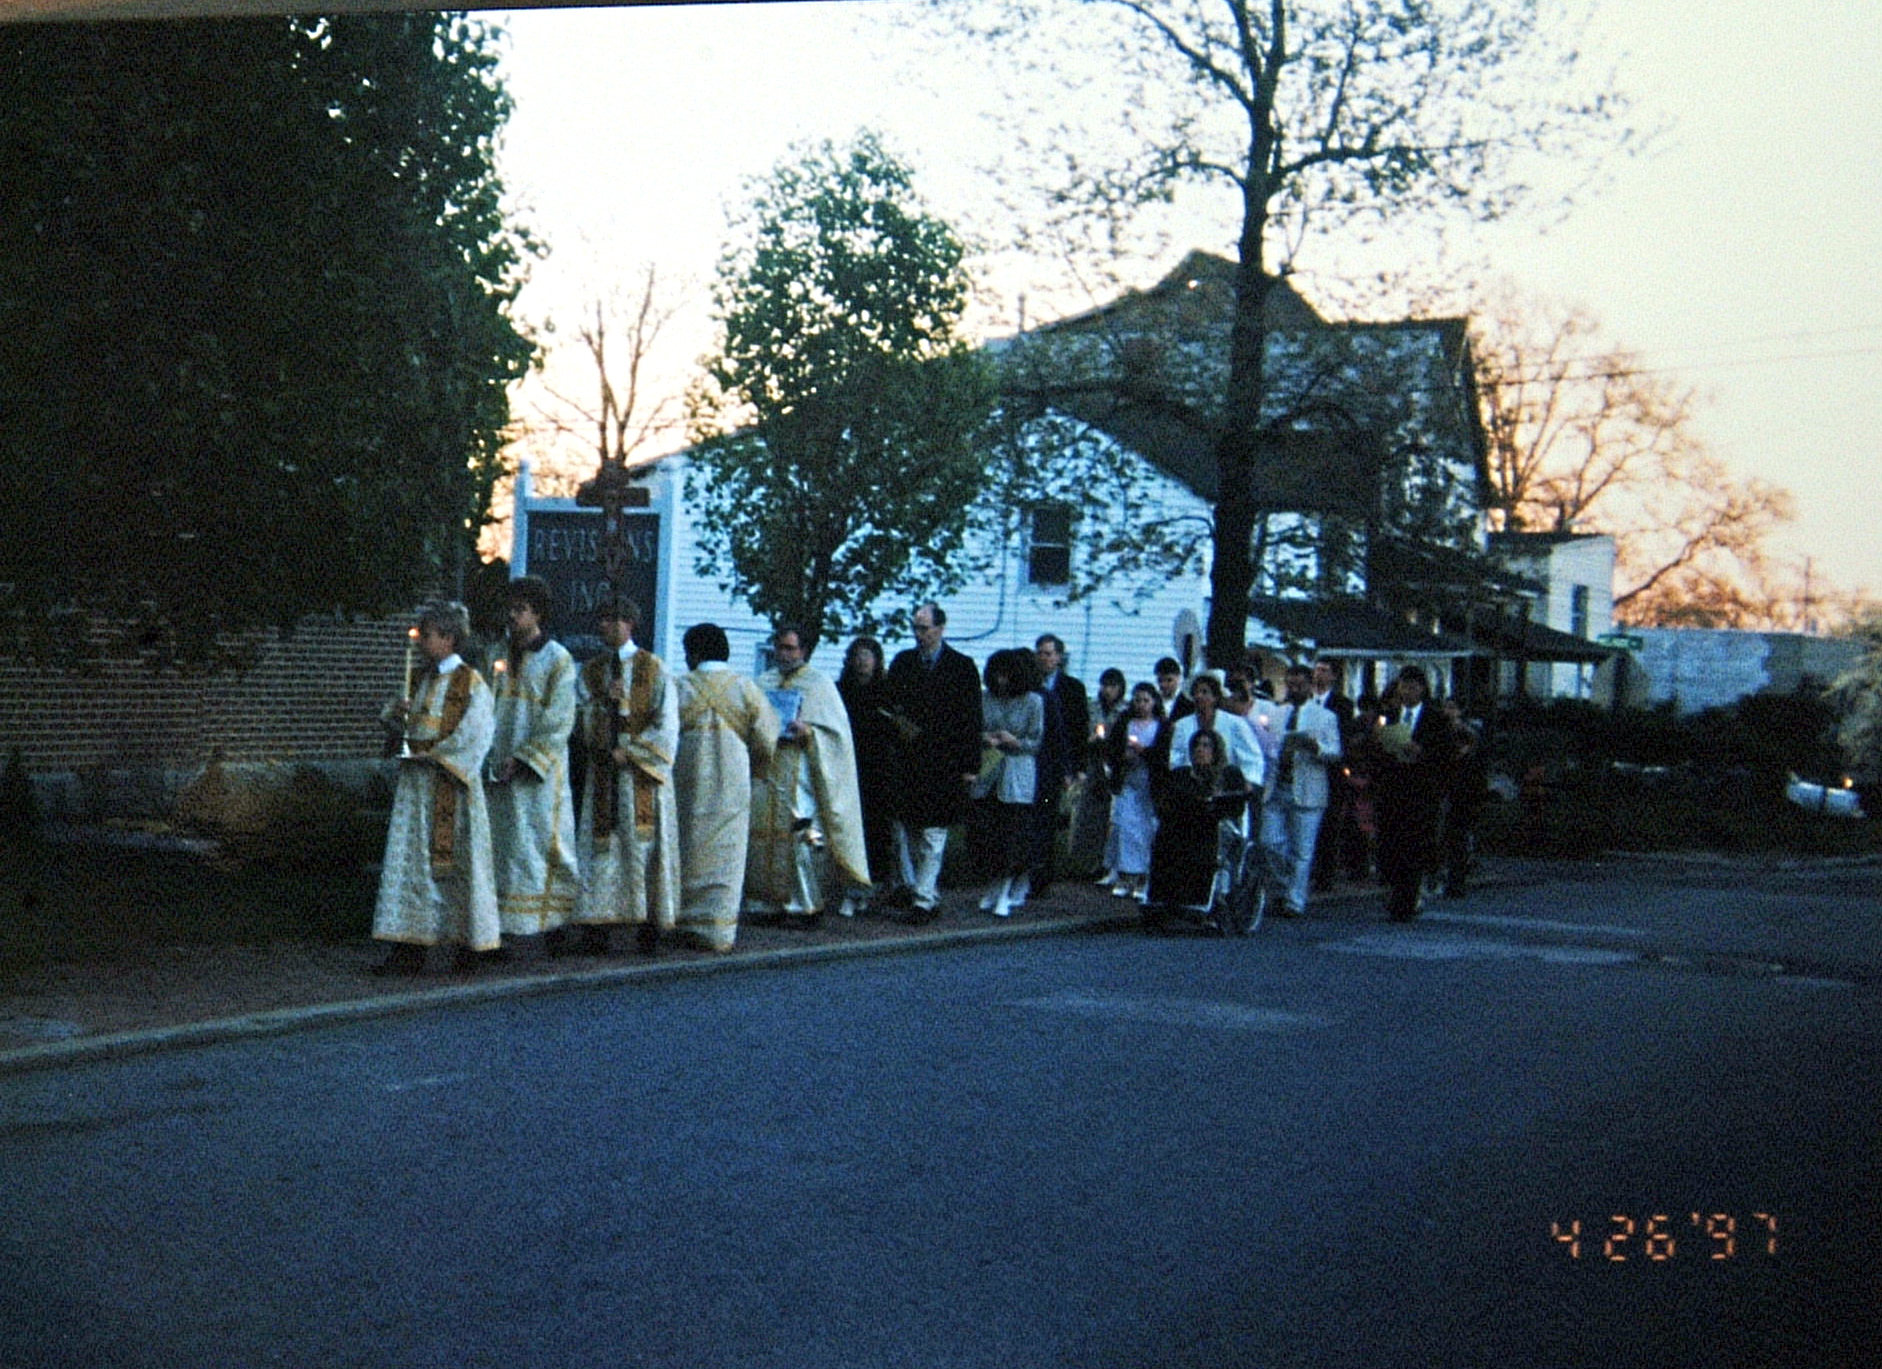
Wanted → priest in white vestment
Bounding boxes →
[485,575,582,947]
[673,623,779,952]
[745,624,871,921]
[572,597,680,953]
[373,601,500,973]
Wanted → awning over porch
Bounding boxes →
[1249,594,1618,667]
[1467,613,1617,665]
[1247,596,1477,661]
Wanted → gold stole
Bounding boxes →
[407,665,474,876]
[683,672,750,736]
[586,650,660,839]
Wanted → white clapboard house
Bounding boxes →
[514,251,1613,702]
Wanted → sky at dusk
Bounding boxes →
[491,0,1882,603]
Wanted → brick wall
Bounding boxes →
[1,615,412,775]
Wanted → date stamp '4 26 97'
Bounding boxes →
[1551,1213,1779,1262]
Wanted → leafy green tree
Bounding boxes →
[933,0,1634,666]
[0,14,537,666]
[686,133,995,653]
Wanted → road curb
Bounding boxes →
[0,912,1141,1077]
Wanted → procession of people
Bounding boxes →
[370,583,1490,971]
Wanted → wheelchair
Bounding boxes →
[1141,783,1266,936]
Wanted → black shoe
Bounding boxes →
[635,924,660,956]
[579,926,614,956]
[899,903,941,926]
[450,948,483,975]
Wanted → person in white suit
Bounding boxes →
[1260,662,1343,918]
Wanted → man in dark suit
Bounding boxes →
[1308,656,1362,891]
[884,602,983,922]
[1369,665,1456,922]
[1153,656,1195,724]
[1026,633,1089,902]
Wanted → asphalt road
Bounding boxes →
[1,858,1876,1368]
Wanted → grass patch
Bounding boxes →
[0,838,377,975]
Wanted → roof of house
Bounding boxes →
[1030,249,1328,338]
[1045,391,1386,517]
[1006,252,1488,512]
[1371,535,1546,598]
[1488,530,1610,550]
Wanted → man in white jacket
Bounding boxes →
[1260,662,1343,918]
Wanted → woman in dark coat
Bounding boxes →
[837,636,899,895]
[1146,728,1249,917]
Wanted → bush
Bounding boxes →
[1480,692,1880,857]
[247,766,384,876]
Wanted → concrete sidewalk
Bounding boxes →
[0,864,1540,1076]
[0,884,1168,1076]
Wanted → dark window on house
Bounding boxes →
[1026,505,1072,587]
[1570,584,1590,638]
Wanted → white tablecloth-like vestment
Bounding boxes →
[573,641,680,930]
[745,661,871,914]
[486,637,582,936]
[373,659,500,951]
[674,663,779,950]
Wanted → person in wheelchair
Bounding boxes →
[1145,729,1252,928]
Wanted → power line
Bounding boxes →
[1486,344,1882,388]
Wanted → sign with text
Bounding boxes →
[521,509,660,661]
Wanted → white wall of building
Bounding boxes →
[1635,628,1863,713]
[522,446,1219,688]
[1496,534,1615,699]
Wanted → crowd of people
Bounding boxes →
[369,581,1490,973]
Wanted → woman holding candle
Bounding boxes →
[1102,681,1166,901]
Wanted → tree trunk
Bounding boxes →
[1206,178,1276,671]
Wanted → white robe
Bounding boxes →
[574,641,680,930]
[745,662,871,912]
[373,658,500,950]
[674,664,779,950]
[486,637,582,936]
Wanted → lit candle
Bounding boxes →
[404,625,418,701]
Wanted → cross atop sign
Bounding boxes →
[575,458,653,611]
